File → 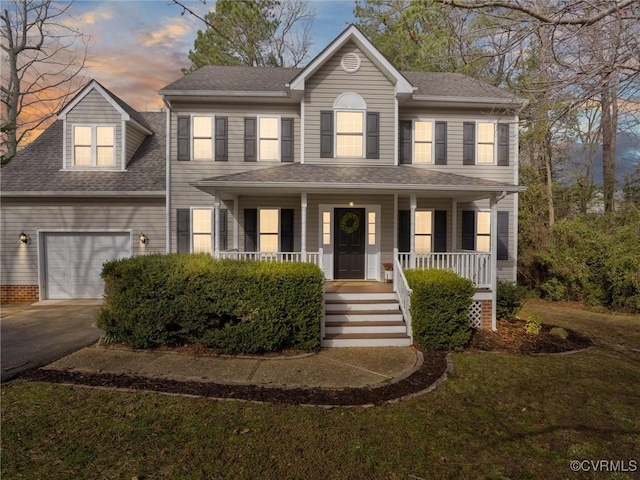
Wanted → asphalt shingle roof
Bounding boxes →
[197,163,519,191]
[159,65,518,102]
[160,66,303,93]
[97,81,153,132]
[1,112,165,193]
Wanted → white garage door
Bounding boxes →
[44,233,131,299]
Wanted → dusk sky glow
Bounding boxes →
[71,0,357,111]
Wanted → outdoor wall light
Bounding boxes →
[139,232,148,244]
[19,231,29,244]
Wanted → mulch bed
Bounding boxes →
[21,350,448,407]
[468,319,594,355]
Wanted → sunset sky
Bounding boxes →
[71,0,357,111]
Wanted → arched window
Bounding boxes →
[333,92,366,158]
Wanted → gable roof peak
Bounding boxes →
[58,79,153,134]
[288,24,414,95]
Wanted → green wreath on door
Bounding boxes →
[340,212,360,234]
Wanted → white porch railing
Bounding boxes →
[396,251,492,289]
[219,250,322,267]
[393,249,413,343]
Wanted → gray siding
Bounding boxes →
[304,42,395,165]
[64,89,123,169]
[398,108,518,184]
[168,105,300,251]
[1,198,166,286]
[126,123,148,164]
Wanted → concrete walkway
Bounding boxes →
[44,345,420,388]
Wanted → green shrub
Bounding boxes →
[405,269,475,350]
[97,254,324,353]
[540,278,566,301]
[524,317,541,336]
[496,281,528,320]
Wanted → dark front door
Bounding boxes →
[334,208,366,279]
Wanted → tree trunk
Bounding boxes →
[600,72,618,213]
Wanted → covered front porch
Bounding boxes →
[192,163,522,344]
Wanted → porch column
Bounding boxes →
[410,194,416,269]
[301,192,307,261]
[490,193,498,330]
[451,199,458,252]
[213,195,221,259]
[232,195,239,250]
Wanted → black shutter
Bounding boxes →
[320,111,333,158]
[398,210,411,252]
[244,209,257,251]
[435,121,447,165]
[366,112,379,159]
[463,122,475,165]
[462,210,476,250]
[244,117,257,162]
[281,118,294,162]
[280,209,294,252]
[498,124,510,166]
[177,208,190,253]
[215,117,228,161]
[434,210,447,252]
[497,211,509,260]
[399,120,412,164]
[219,209,228,251]
[177,116,190,161]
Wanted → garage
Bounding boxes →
[43,232,131,299]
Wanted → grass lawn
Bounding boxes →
[2,300,639,479]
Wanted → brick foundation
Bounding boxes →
[1,285,39,303]
[480,300,493,330]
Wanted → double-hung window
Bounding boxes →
[415,211,433,253]
[477,122,495,164]
[73,125,115,167]
[476,211,491,252]
[259,208,279,252]
[259,117,279,161]
[192,208,212,254]
[193,116,213,160]
[414,121,433,164]
[335,111,364,157]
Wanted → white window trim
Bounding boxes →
[414,209,434,253]
[190,114,215,161]
[475,120,497,166]
[334,109,365,159]
[257,207,281,252]
[257,115,281,162]
[412,119,435,165]
[476,209,491,252]
[72,124,117,168]
[190,206,213,254]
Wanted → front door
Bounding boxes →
[334,208,366,279]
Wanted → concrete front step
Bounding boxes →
[325,320,407,335]
[322,333,412,347]
[325,300,400,312]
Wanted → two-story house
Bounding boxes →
[1,25,524,347]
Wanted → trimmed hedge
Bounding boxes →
[97,254,324,353]
[405,269,475,350]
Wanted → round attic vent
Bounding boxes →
[341,52,361,73]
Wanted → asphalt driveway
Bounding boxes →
[1,301,101,382]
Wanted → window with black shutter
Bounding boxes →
[434,210,447,252]
[177,209,190,253]
[399,121,412,164]
[177,116,190,161]
[461,210,476,250]
[215,117,228,161]
[244,117,257,162]
[434,121,447,165]
[280,209,294,252]
[463,122,475,165]
[320,111,333,158]
[497,124,510,166]
[281,118,294,162]
[244,209,257,251]
[398,210,411,252]
[366,112,379,159]
[497,211,509,260]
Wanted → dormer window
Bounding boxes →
[73,125,115,167]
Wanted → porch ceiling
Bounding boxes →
[192,164,524,199]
